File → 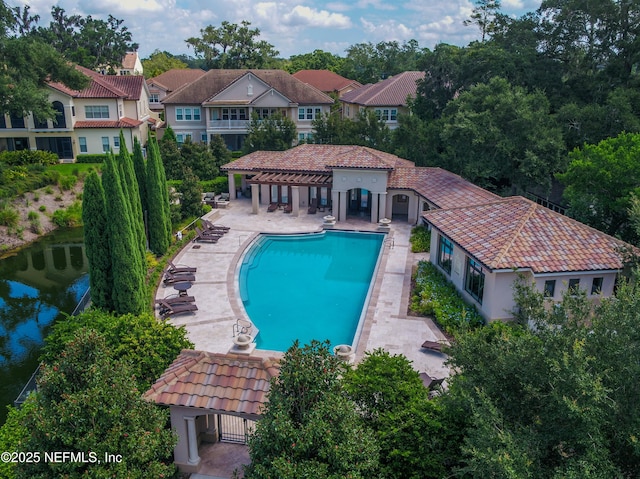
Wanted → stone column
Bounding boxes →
[331,190,340,218]
[339,191,347,222]
[292,186,300,217]
[379,192,388,220]
[185,416,200,465]
[251,184,260,214]
[227,173,236,200]
[371,192,379,223]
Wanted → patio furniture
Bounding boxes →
[203,192,217,207]
[194,227,220,243]
[173,281,193,297]
[202,219,230,233]
[267,202,278,212]
[421,340,446,353]
[167,260,197,274]
[283,203,292,213]
[158,299,198,320]
[163,271,196,286]
[308,198,317,214]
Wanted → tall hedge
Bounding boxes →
[81,170,112,311]
[132,137,148,218]
[102,152,147,314]
[146,138,171,255]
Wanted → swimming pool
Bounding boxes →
[239,230,385,352]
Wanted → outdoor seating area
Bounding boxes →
[194,220,231,243]
[159,261,200,319]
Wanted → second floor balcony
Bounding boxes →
[208,119,250,130]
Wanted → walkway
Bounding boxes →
[156,197,449,379]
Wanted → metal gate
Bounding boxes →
[217,414,256,444]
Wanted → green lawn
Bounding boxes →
[47,163,102,176]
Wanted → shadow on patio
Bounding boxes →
[190,442,250,478]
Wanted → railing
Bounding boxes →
[525,192,567,215]
[208,119,250,130]
[14,287,92,408]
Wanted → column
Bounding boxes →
[185,416,200,465]
[227,173,236,200]
[379,192,388,220]
[292,186,300,217]
[251,184,260,214]
[371,192,379,223]
[339,191,347,222]
[331,190,339,217]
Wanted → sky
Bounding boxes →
[12,0,542,60]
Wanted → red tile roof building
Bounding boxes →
[292,69,362,97]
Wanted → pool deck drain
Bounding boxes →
[156,198,449,380]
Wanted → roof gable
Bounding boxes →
[144,349,280,417]
[147,69,206,92]
[424,197,629,273]
[48,65,144,100]
[341,71,425,107]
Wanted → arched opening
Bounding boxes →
[391,193,410,220]
[52,101,66,128]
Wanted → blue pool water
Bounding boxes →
[239,230,385,351]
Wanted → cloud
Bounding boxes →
[356,0,396,11]
[98,0,164,13]
[281,5,352,28]
[360,18,414,43]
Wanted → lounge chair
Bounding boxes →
[194,227,219,243]
[308,198,317,214]
[267,202,278,212]
[283,203,292,213]
[421,340,446,353]
[202,219,230,232]
[156,295,196,306]
[167,260,197,274]
[158,300,198,319]
[163,271,196,286]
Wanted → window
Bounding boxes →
[465,258,485,304]
[149,93,160,103]
[390,109,397,121]
[201,133,208,143]
[298,106,322,120]
[101,137,110,152]
[568,278,580,294]
[176,133,191,146]
[113,136,120,149]
[437,235,453,274]
[543,280,556,298]
[193,108,201,121]
[85,105,109,119]
[591,277,603,295]
[176,108,183,121]
[10,114,25,128]
[79,137,87,153]
[184,108,192,120]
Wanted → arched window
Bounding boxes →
[52,101,66,128]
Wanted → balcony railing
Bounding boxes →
[208,119,250,130]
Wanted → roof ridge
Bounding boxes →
[492,198,538,266]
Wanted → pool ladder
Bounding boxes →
[385,237,395,249]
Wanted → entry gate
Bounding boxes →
[217,414,256,444]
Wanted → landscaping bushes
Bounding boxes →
[411,260,484,334]
[409,224,431,252]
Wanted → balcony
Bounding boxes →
[208,119,250,130]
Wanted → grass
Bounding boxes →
[47,163,101,177]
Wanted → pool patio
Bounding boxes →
[155,197,449,380]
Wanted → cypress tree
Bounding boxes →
[116,131,147,260]
[146,138,171,255]
[81,170,112,310]
[155,139,173,246]
[102,152,147,314]
[132,137,148,219]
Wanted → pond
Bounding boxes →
[0,227,88,425]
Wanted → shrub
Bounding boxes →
[27,210,38,220]
[51,201,82,227]
[201,176,229,194]
[409,225,431,253]
[75,153,108,163]
[0,149,59,166]
[411,261,484,334]
[38,205,46,212]
[0,204,19,227]
[44,186,54,195]
[58,174,77,191]
[33,193,40,202]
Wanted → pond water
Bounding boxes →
[0,228,88,425]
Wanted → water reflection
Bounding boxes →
[0,228,88,424]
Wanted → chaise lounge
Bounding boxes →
[267,202,278,212]
[157,299,198,320]
[163,271,196,286]
[194,227,220,243]
[167,260,197,274]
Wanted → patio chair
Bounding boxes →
[419,372,444,391]
[167,260,197,274]
[267,202,278,212]
[163,271,196,286]
[283,203,292,213]
[308,198,317,214]
[203,219,230,232]
[158,300,198,320]
[194,227,220,243]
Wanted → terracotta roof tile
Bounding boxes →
[424,196,629,273]
[48,65,145,100]
[222,144,413,173]
[74,118,143,128]
[340,71,425,107]
[389,167,500,209]
[147,68,207,92]
[144,350,280,417]
[292,70,362,93]
[163,69,333,106]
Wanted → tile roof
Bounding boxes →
[340,71,425,107]
[144,350,280,417]
[389,167,500,209]
[163,69,333,106]
[222,144,414,173]
[74,118,143,128]
[48,65,145,100]
[292,70,362,93]
[424,196,629,273]
[147,68,207,92]
[121,52,139,70]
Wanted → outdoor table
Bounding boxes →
[173,281,193,297]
